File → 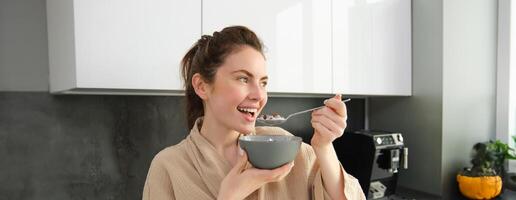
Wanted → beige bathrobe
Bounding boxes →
[143,118,365,200]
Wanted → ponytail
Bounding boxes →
[181,44,204,129]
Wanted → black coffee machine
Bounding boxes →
[334,130,408,199]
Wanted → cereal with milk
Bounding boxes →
[259,113,285,121]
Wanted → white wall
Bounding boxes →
[370,0,497,198]
[441,0,497,197]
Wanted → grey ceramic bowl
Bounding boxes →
[239,135,302,169]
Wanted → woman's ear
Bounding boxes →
[192,73,209,100]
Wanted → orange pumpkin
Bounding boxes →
[456,174,502,199]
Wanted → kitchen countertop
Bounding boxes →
[389,187,516,200]
[392,187,440,200]
[496,189,516,200]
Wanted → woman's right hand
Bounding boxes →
[217,148,294,200]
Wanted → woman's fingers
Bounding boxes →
[313,107,346,128]
[220,146,294,199]
[267,162,294,182]
[272,162,295,181]
[311,114,344,137]
[247,162,294,182]
[323,94,347,118]
[312,122,338,141]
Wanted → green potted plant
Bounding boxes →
[486,139,516,177]
[457,140,515,199]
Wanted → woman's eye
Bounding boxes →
[261,81,268,87]
[238,77,249,83]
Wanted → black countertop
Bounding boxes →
[497,189,516,200]
[390,187,516,200]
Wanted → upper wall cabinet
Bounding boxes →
[46,0,200,95]
[203,0,333,94]
[332,0,412,96]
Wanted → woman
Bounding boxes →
[143,26,365,200]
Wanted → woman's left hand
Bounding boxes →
[310,94,347,148]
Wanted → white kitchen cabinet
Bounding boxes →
[332,0,412,96]
[202,0,333,94]
[47,0,200,95]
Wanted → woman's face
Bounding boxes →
[204,46,268,134]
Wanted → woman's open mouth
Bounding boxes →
[237,106,257,121]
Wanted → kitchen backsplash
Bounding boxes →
[0,92,364,199]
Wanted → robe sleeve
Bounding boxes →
[142,154,176,200]
[312,164,366,200]
[304,144,366,200]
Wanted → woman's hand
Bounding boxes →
[310,94,348,200]
[217,148,294,200]
[310,94,347,149]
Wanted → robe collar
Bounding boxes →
[186,117,253,197]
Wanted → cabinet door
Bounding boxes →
[333,0,411,96]
[203,0,332,94]
[48,0,201,94]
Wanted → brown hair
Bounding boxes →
[181,26,264,129]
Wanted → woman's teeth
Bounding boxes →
[237,107,257,117]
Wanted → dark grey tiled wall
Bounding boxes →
[0,92,364,200]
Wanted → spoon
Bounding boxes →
[257,98,351,126]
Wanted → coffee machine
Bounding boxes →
[334,130,408,199]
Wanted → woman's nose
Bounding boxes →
[248,82,266,101]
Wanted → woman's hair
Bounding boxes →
[181,26,264,129]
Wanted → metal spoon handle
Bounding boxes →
[286,98,351,119]
[287,106,325,118]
